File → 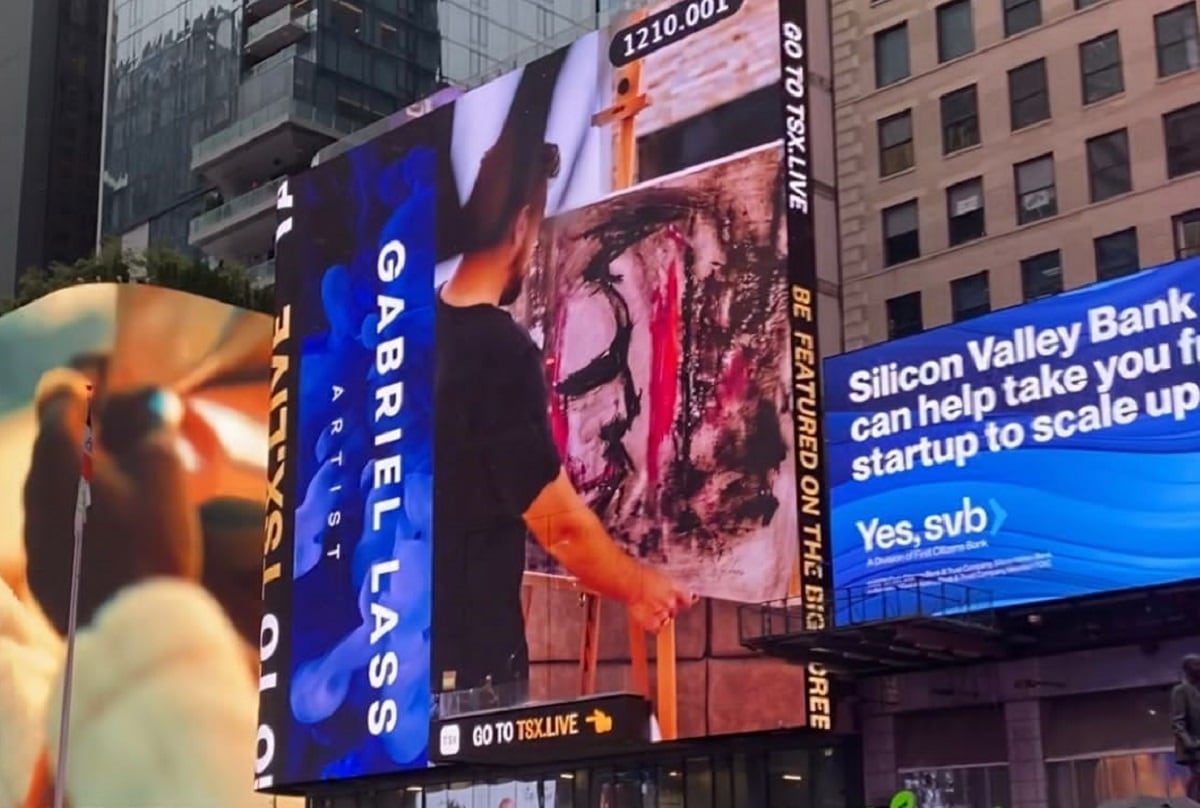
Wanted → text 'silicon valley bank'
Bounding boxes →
[585,709,614,734]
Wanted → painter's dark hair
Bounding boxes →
[459,48,566,253]
[461,139,560,253]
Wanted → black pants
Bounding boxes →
[1188,763,1200,803]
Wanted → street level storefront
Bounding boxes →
[858,635,1200,808]
[305,731,862,808]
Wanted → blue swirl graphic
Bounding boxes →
[285,145,436,781]
[825,257,1200,622]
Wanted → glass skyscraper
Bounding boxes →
[102,0,244,253]
[102,0,443,265]
[101,0,624,272]
[0,0,108,294]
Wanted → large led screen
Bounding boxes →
[826,257,1200,622]
[0,284,297,808]
[261,0,830,788]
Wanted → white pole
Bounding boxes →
[53,394,93,808]
[52,489,86,808]
[94,0,118,254]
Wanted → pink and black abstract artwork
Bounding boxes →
[515,145,797,603]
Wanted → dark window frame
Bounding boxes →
[946,176,985,246]
[883,200,921,267]
[887,292,924,339]
[875,23,912,88]
[951,271,991,322]
[331,0,365,35]
[1173,209,1200,260]
[1079,31,1123,104]
[1014,154,1058,224]
[1003,0,1042,37]
[941,85,980,154]
[937,0,975,62]
[1086,128,1132,203]
[879,110,915,177]
[1165,103,1200,179]
[1154,3,1200,78]
[1094,228,1140,281]
[1009,58,1050,130]
[1020,250,1064,301]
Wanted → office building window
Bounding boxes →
[941,85,980,154]
[1086,129,1131,202]
[883,201,920,266]
[1009,59,1050,130]
[537,6,554,37]
[1094,228,1140,280]
[469,13,488,45]
[1154,4,1200,77]
[1021,250,1063,301]
[937,0,975,62]
[947,177,985,245]
[879,111,914,176]
[1075,0,1103,7]
[887,292,924,339]
[952,271,990,321]
[1173,210,1200,259]
[876,24,911,87]
[380,23,400,52]
[1004,0,1041,37]
[332,0,364,35]
[1014,154,1057,224]
[1165,103,1200,178]
[899,767,1011,808]
[1080,32,1123,104]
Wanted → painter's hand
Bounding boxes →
[627,567,697,634]
[21,367,202,637]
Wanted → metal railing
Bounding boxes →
[245,0,290,18]
[246,43,305,80]
[834,580,996,625]
[245,5,316,50]
[192,96,355,168]
[189,178,285,241]
[246,258,277,289]
[739,580,998,645]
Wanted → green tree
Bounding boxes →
[0,241,274,315]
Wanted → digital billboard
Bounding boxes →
[0,284,298,808]
[260,0,830,788]
[826,257,1200,622]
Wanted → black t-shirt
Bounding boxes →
[432,293,561,693]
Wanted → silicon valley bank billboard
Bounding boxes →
[826,257,1200,623]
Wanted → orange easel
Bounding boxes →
[574,15,679,741]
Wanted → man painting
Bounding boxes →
[1171,654,1200,802]
[432,66,695,713]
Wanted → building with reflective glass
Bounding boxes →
[102,0,444,279]
[102,0,245,257]
[0,0,107,295]
[435,0,601,87]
